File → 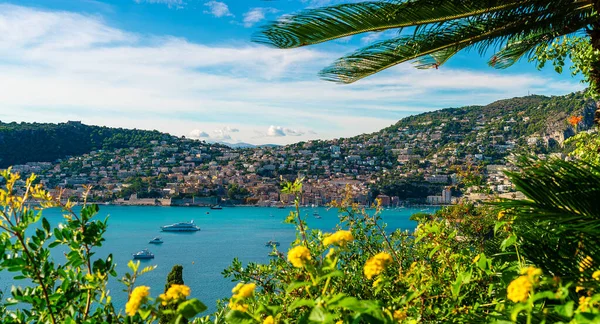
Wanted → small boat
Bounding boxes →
[313,211,321,219]
[265,240,280,247]
[149,237,163,244]
[210,205,223,210]
[161,220,201,232]
[133,249,154,259]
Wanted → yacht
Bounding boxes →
[161,220,201,232]
[210,205,223,210]
[133,249,154,259]
[149,237,163,244]
[265,240,280,247]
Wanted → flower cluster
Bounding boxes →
[323,230,354,247]
[158,284,190,305]
[232,282,256,299]
[229,282,256,313]
[507,276,532,303]
[507,266,542,303]
[288,246,312,268]
[230,303,249,312]
[125,286,150,316]
[568,115,583,127]
[364,252,392,279]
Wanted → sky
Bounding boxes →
[0,0,586,145]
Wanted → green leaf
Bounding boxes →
[286,281,312,293]
[225,310,254,324]
[308,306,331,322]
[554,301,574,318]
[177,299,208,318]
[500,234,517,251]
[288,298,315,311]
[42,218,51,233]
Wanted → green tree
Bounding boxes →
[160,265,188,324]
[256,0,600,121]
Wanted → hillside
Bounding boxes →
[336,92,595,163]
[2,91,595,205]
[0,121,176,168]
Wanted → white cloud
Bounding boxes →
[203,1,234,17]
[243,7,278,28]
[134,0,185,8]
[189,129,210,138]
[265,126,305,137]
[0,4,584,145]
[267,125,286,137]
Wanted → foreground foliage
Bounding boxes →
[1,155,600,323]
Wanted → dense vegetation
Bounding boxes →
[0,121,173,168]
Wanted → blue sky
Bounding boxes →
[0,0,585,144]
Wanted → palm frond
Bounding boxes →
[490,4,594,68]
[319,4,593,83]
[254,0,548,48]
[497,158,600,281]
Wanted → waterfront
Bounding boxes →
[0,205,431,314]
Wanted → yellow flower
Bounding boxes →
[472,254,480,263]
[364,252,393,280]
[592,270,600,280]
[126,286,150,316]
[520,266,542,279]
[323,230,354,247]
[229,302,249,312]
[507,276,532,303]
[159,284,190,305]
[232,283,256,299]
[287,246,312,268]
[393,310,407,322]
[578,296,592,312]
[263,315,274,324]
[576,286,584,293]
[336,321,343,324]
[579,256,593,272]
[497,211,505,220]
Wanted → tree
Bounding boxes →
[255,0,600,122]
[160,265,187,324]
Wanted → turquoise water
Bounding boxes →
[0,206,430,314]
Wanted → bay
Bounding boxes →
[0,205,432,314]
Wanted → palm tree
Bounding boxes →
[254,0,600,122]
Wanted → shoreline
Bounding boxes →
[64,202,448,209]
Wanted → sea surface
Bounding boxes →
[0,205,435,314]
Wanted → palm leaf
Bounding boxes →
[319,4,593,83]
[497,158,600,281]
[254,0,554,48]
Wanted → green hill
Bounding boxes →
[0,121,173,168]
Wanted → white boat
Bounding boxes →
[313,211,321,219]
[149,237,163,244]
[161,220,201,232]
[133,249,154,259]
[210,205,223,210]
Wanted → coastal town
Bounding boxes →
[7,94,592,207]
